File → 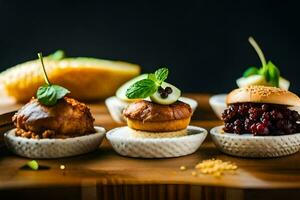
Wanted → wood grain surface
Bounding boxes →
[0,94,299,200]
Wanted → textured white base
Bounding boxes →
[106,126,207,158]
[4,126,106,159]
[209,94,227,119]
[210,126,300,158]
[105,96,198,123]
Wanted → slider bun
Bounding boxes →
[130,129,188,138]
[126,118,191,132]
[227,85,300,107]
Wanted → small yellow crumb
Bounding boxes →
[191,171,197,176]
[180,166,187,171]
[213,171,222,178]
[60,165,65,170]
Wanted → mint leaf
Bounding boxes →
[245,37,282,88]
[52,85,70,99]
[48,50,65,60]
[126,79,158,99]
[125,67,170,99]
[258,67,269,81]
[266,61,280,87]
[243,67,259,77]
[37,85,57,106]
[37,53,70,106]
[37,85,70,106]
[154,68,169,83]
[148,73,157,82]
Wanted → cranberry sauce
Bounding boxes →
[222,103,300,135]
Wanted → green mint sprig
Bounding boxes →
[47,50,65,60]
[126,67,168,99]
[36,53,70,106]
[242,37,280,87]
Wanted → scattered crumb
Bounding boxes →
[212,171,222,178]
[191,171,197,176]
[194,158,238,177]
[60,165,65,170]
[180,165,187,171]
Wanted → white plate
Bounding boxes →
[106,126,207,158]
[4,126,106,158]
[210,126,300,158]
[208,94,227,119]
[105,96,198,123]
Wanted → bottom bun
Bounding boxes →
[126,117,191,132]
[131,129,188,138]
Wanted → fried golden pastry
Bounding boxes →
[12,97,95,138]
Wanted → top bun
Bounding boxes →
[227,85,300,107]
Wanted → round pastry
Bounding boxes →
[12,97,95,139]
[123,100,192,134]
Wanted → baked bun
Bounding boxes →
[123,100,192,132]
[130,129,188,138]
[227,85,300,106]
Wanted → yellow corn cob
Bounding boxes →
[0,57,140,102]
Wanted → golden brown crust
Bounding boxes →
[126,117,191,132]
[12,97,95,139]
[123,100,192,122]
[227,85,300,106]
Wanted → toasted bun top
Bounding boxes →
[227,86,300,107]
[123,100,192,122]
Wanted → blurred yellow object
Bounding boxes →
[0,54,140,102]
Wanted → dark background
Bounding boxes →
[0,0,299,94]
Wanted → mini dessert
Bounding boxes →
[0,50,140,102]
[106,68,207,158]
[222,85,300,136]
[123,100,192,133]
[4,53,106,158]
[122,68,192,138]
[106,71,197,123]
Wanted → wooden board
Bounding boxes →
[0,94,300,199]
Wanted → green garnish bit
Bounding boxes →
[36,53,70,106]
[27,160,39,170]
[126,67,169,99]
[243,37,280,87]
[242,66,259,77]
[48,50,65,60]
